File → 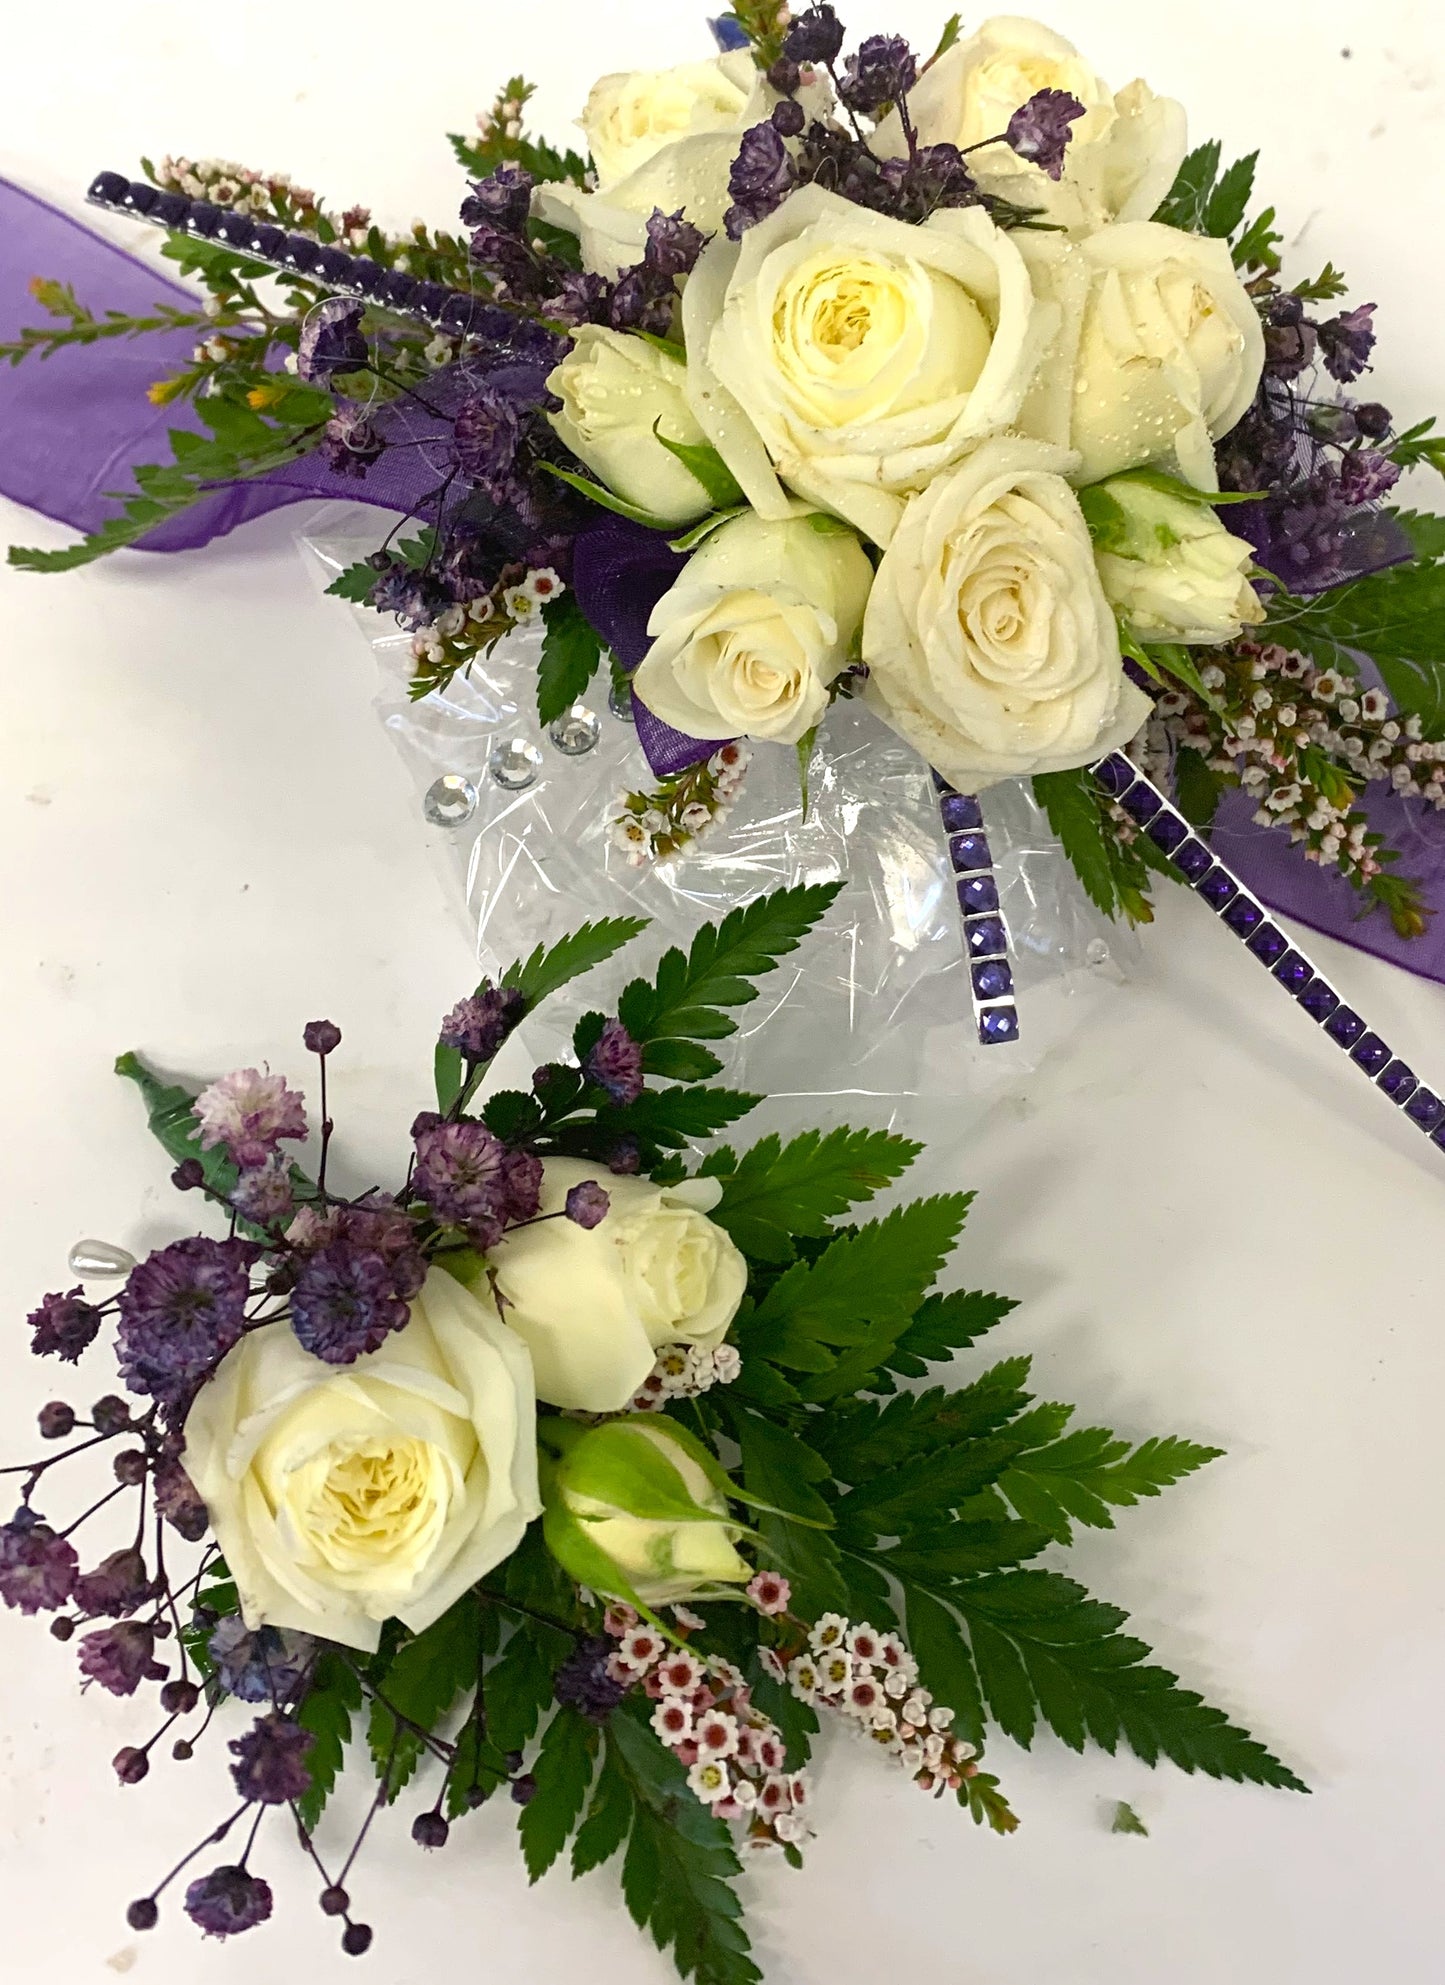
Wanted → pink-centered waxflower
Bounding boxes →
[758,1646,787,1684]
[695,1710,740,1759]
[193,1068,307,1170]
[652,1699,694,1744]
[746,1570,790,1616]
[617,1624,665,1671]
[658,1649,703,1696]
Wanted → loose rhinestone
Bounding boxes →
[423,773,479,826]
[487,739,544,791]
[608,680,636,723]
[67,1239,137,1279]
[548,704,601,756]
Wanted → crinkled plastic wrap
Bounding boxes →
[303,518,1133,1100]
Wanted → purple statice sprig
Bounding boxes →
[1003,89,1088,181]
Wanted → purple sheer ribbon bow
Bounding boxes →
[5,172,1445,979]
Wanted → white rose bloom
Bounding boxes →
[1019,221,1265,490]
[684,183,1053,547]
[485,1158,747,1413]
[861,435,1152,787]
[547,327,714,526]
[633,510,873,746]
[875,17,1186,233]
[1083,473,1265,644]
[182,1268,540,1653]
[534,52,827,278]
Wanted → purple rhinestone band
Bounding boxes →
[85,172,501,336]
[936,774,1017,1048]
[1090,752,1445,1156]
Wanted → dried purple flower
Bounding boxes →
[838,35,917,117]
[290,1240,410,1364]
[1262,295,1317,382]
[554,1634,628,1722]
[1354,401,1392,441]
[116,1238,254,1402]
[460,163,534,235]
[439,984,525,1063]
[369,562,451,629]
[582,1018,644,1105]
[231,1157,295,1226]
[38,1400,76,1439]
[321,402,384,478]
[771,98,807,139]
[412,1811,450,1849]
[1004,89,1087,180]
[453,387,523,498]
[783,3,844,65]
[412,1120,541,1243]
[725,122,798,238]
[1319,303,1377,384]
[171,1158,206,1191]
[207,1616,317,1704]
[1335,448,1401,506]
[303,1019,342,1056]
[184,1866,274,1939]
[74,1548,153,1619]
[565,1181,611,1229]
[0,1512,78,1614]
[154,1457,209,1543]
[607,1136,643,1176]
[114,1251,242,1409]
[644,207,708,279]
[609,264,678,337]
[296,297,368,384]
[28,1287,102,1363]
[541,268,613,326]
[77,1621,167,1696]
[229,1711,314,1804]
[194,1067,308,1170]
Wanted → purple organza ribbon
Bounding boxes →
[5,174,1445,979]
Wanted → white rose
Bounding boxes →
[683,183,1054,547]
[861,435,1152,787]
[1081,473,1265,644]
[484,1158,747,1413]
[182,1267,540,1653]
[632,510,873,745]
[877,16,1187,233]
[535,52,826,278]
[547,326,714,526]
[1019,221,1265,490]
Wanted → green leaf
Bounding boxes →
[1153,140,1221,232]
[570,1742,634,1876]
[1232,206,1282,273]
[652,423,746,510]
[743,1195,971,1373]
[1386,508,1445,562]
[1174,746,1226,830]
[668,504,751,553]
[833,1431,1032,1541]
[368,1596,481,1800]
[113,1050,314,1238]
[608,1706,762,1985]
[881,1287,1018,1383]
[998,1429,1223,1544]
[953,1570,1308,1789]
[618,883,842,1061]
[1034,767,1122,920]
[595,1086,763,1150]
[1203,151,1258,237]
[326,559,380,603]
[538,592,604,727]
[538,460,676,531]
[501,916,651,1010]
[724,1401,849,1617]
[1271,561,1445,729]
[814,1361,1036,1480]
[519,1707,598,1881]
[296,1652,363,1830]
[484,1620,569,1760]
[1113,1800,1150,1836]
[902,1579,988,1747]
[706,1126,921,1264]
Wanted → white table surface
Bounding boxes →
[4,3,1445,1979]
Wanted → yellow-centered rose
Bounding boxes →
[182,1267,540,1652]
[684,183,1053,547]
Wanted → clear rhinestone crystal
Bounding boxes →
[67,1239,137,1279]
[609,679,636,723]
[549,704,601,756]
[1085,937,1111,969]
[488,738,544,791]
[423,774,479,826]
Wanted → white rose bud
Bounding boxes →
[684,183,1054,547]
[547,327,715,527]
[876,17,1187,233]
[1019,222,1265,491]
[1081,473,1266,644]
[862,435,1152,787]
[633,510,873,746]
[542,1415,750,1606]
[182,1268,540,1652]
[483,1158,747,1413]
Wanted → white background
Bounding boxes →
[4,3,1445,1979]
